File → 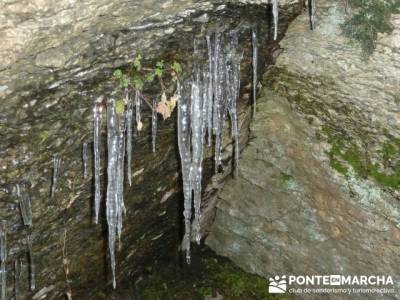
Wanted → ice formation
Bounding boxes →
[310,0,316,29]
[225,31,242,176]
[0,222,6,300]
[106,99,126,288]
[14,260,20,300]
[116,109,126,245]
[272,0,279,40]
[151,97,158,153]
[252,28,258,117]
[205,33,214,146]
[178,31,243,262]
[50,154,61,198]
[190,38,206,245]
[16,184,32,227]
[93,103,102,223]
[176,80,192,263]
[135,91,142,130]
[126,89,133,186]
[82,142,88,179]
[212,31,226,173]
[27,235,35,291]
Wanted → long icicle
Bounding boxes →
[310,0,316,30]
[225,31,242,176]
[126,89,133,186]
[177,81,192,263]
[82,142,88,179]
[106,99,119,288]
[213,32,226,173]
[151,97,158,153]
[116,110,126,247]
[272,0,279,40]
[0,222,6,300]
[50,154,61,198]
[14,260,20,300]
[27,235,35,292]
[16,184,32,227]
[191,39,206,244]
[252,28,258,117]
[205,33,214,146]
[135,91,142,132]
[93,103,102,223]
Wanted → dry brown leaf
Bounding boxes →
[137,120,143,131]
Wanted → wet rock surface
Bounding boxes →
[109,244,290,300]
[0,0,302,299]
[206,1,400,299]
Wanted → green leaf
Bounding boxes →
[145,73,155,83]
[133,77,144,90]
[171,61,182,74]
[113,69,123,79]
[155,68,163,78]
[115,99,126,114]
[121,74,130,87]
[134,54,142,71]
[156,60,164,68]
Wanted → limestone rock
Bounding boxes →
[206,1,400,299]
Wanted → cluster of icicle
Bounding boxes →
[0,184,36,300]
[92,88,145,288]
[105,98,127,289]
[177,30,243,263]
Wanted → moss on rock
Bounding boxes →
[341,0,400,56]
[322,125,400,189]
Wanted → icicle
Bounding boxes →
[14,260,20,300]
[190,42,206,244]
[205,33,214,146]
[116,111,126,245]
[16,184,32,227]
[135,91,142,131]
[272,0,279,40]
[106,99,121,288]
[151,98,158,153]
[50,154,61,198]
[310,0,316,30]
[176,81,192,263]
[93,103,102,224]
[252,28,258,117]
[82,142,88,179]
[213,32,227,173]
[126,89,133,186]
[27,235,35,291]
[0,222,6,300]
[225,31,242,176]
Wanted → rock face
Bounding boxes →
[0,0,302,299]
[206,1,400,299]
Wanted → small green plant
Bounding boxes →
[341,0,400,56]
[113,55,181,92]
[112,55,182,124]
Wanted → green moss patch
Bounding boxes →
[322,125,400,189]
[341,0,400,56]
